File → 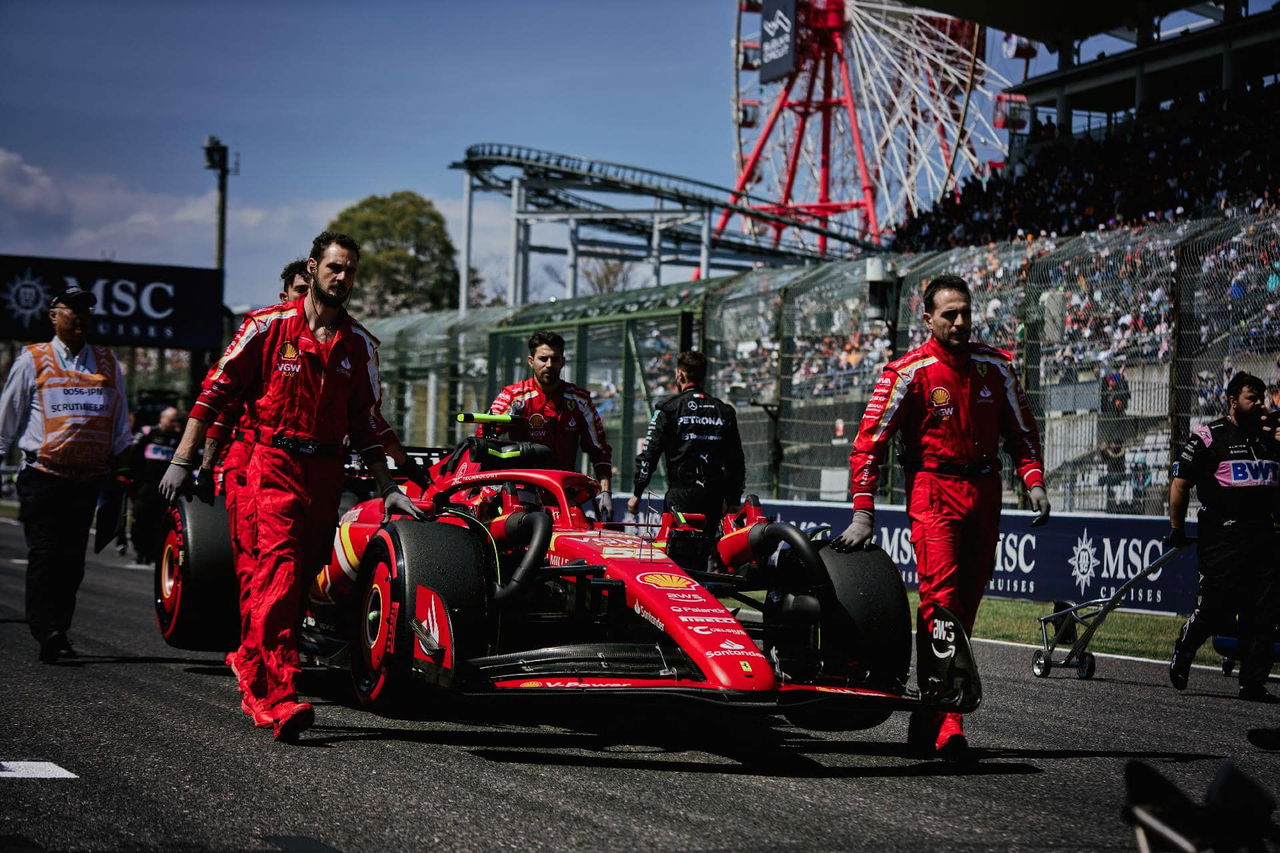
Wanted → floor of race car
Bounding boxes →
[1,519,1276,852]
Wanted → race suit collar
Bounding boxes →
[924,334,972,364]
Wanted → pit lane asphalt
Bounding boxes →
[0,516,1277,852]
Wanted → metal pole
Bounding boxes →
[459,170,472,319]
[508,176,522,306]
[567,218,579,300]
[651,199,662,287]
[520,215,531,304]
[700,207,711,280]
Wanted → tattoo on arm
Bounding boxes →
[202,436,223,470]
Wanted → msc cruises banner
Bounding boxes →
[619,497,1198,616]
[0,255,224,350]
[759,0,797,84]
[762,500,1197,615]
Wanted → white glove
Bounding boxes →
[158,463,192,504]
[595,490,613,523]
[830,510,874,552]
[383,489,426,522]
[1028,486,1050,527]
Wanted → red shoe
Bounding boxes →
[272,701,315,743]
[240,694,273,728]
[907,710,943,756]
[935,713,970,761]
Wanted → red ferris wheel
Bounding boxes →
[721,0,1009,249]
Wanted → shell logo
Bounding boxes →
[528,413,546,428]
[929,386,951,406]
[519,681,543,688]
[280,340,299,360]
[637,572,695,589]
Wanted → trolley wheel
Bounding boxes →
[1076,652,1096,680]
[1222,657,1235,677]
[1031,649,1051,678]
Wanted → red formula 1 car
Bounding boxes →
[155,413,981,731]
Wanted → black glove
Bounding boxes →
[193,469,216,505]
[158,463,192,504]
[398,456,430,490]
[1163,526,1189,549]
[830,510,874,553]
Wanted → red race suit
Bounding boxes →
[848,335,1044,634]
[190,299,393,717]
[485,377,612,479]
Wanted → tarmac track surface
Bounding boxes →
[0,517,1277,852]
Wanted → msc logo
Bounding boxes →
[4,269,49,329]
[637,572,695,589]
[1069,531,1100,595]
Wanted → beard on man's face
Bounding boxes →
[312,280,348,309]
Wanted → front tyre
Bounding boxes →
[350,520,493,711]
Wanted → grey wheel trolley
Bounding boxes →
[1032,545,1189,680]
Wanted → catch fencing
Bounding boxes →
[365,211,1280,516]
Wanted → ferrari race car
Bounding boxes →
[155,413,981,731]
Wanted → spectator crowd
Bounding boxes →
[894,81,1279,252]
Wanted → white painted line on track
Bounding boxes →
[8,558,28,565]
[974,636,1222,672]
[0,518,19,526]
[0,761,77,779]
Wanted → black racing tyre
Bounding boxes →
[350,520,493,710]
[1031,649,1050,678]
[154,496,238,651]
[784,544,911,731]
[1076,652,1096,680]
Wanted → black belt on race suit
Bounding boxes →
[914,459,1002,477]
[254,425,341,458]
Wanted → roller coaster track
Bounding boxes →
[455,143,875,263]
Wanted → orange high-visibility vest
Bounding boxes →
[28,342,121,479]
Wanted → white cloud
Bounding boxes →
[0,147,583,314]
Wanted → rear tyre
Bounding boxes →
[154,496,238,651]
[783,544,911,731]
[350,520,492,711]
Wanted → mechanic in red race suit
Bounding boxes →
[485,330,613,520]
[205,259,313,679]
[832,274,1050,759]
[159,232,424,743]
[1166,371,1280,701]
[204,260,428,685]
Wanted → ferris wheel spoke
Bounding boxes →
[731,0,1008,245]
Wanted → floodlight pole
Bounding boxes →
[197,135,232,399]
[203,136,230,271]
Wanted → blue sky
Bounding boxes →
[2,0,1227,310]
[1,1,746,307]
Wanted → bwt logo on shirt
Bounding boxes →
[1227,460,1278,485]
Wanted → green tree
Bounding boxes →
[326,191,459,317]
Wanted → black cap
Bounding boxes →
[51,283,96,310]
